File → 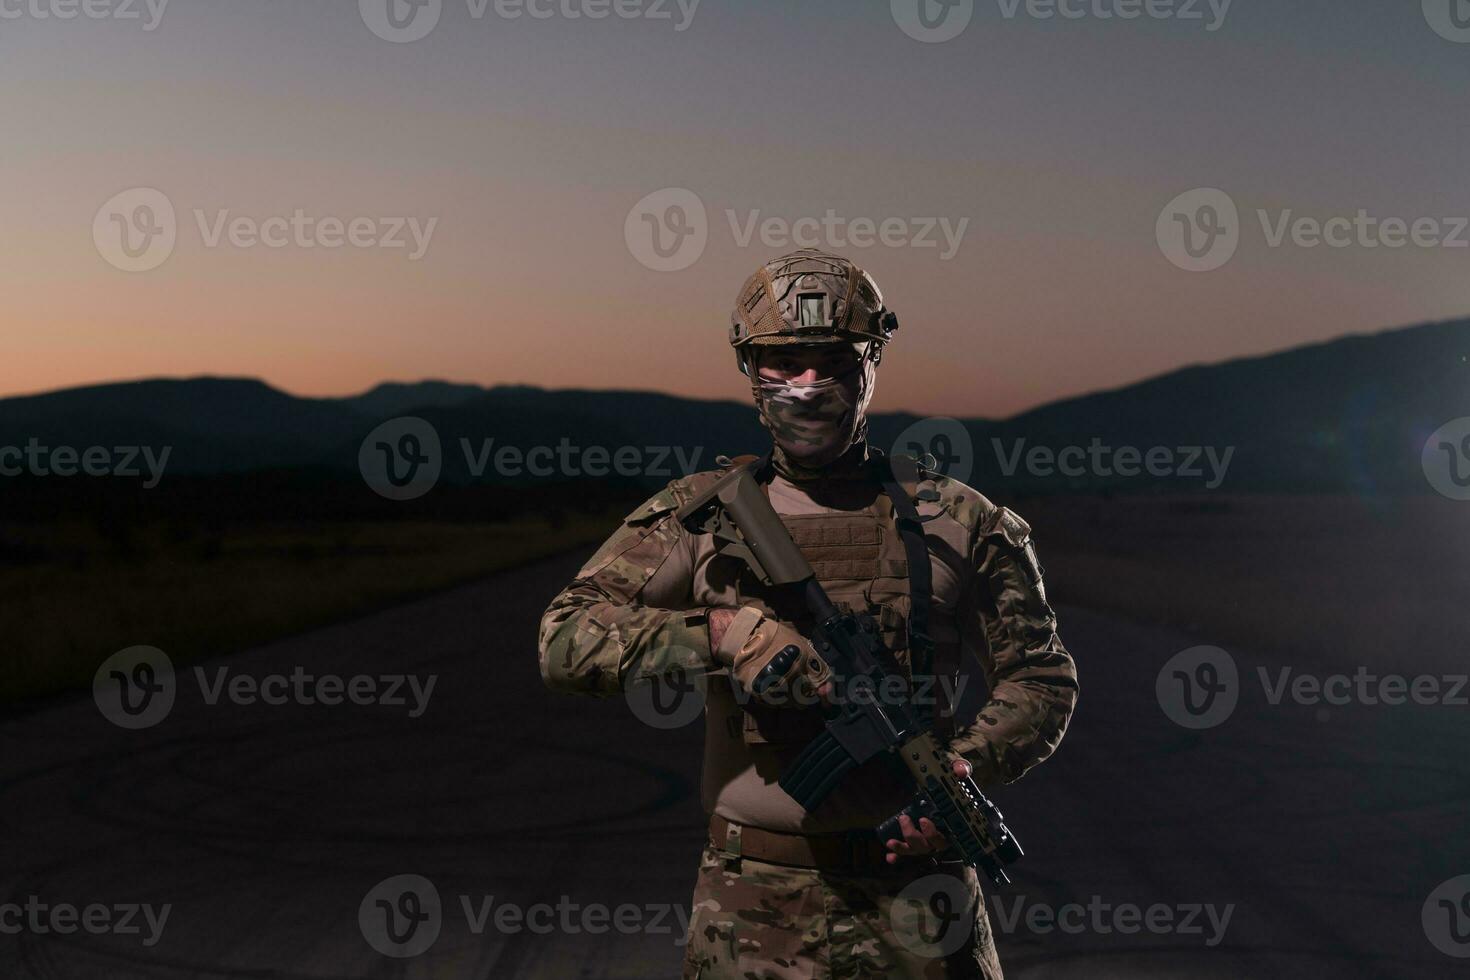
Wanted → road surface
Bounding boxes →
[2,550,1464,978]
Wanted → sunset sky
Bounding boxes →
[5,0,1468,417]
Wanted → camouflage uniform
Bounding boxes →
[538,249,1077,979]
[538,455,1077,978]
[682,842,998,979]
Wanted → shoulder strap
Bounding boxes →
[878,453,936,730]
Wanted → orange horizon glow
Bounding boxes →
[6,3,1467,417]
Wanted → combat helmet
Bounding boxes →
[729,248,899,375]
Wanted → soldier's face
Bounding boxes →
[754,343,864,385]
[749,342,876,466]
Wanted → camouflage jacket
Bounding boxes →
[538,456,1078,830]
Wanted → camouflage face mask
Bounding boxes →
[753,358,876,468]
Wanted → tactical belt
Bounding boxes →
[709,814,962,875]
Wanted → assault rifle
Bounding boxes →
[676,460,1023,885]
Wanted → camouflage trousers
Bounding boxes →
[681,841,1003,979]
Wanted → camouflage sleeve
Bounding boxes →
[948,506,1078,788]
[537,480,716,696]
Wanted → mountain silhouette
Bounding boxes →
[2,318,1464,493]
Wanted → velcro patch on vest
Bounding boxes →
[785,517,884,583]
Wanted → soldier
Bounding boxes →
[538,248,1078,978]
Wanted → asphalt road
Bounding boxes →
[1,549,1465,978]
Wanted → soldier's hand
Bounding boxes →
[884,759,973,863]
[715,609,830,708]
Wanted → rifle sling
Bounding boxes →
[878,458,937,730]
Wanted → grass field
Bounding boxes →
[1,511,624,705]
[7,490,1460,707]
